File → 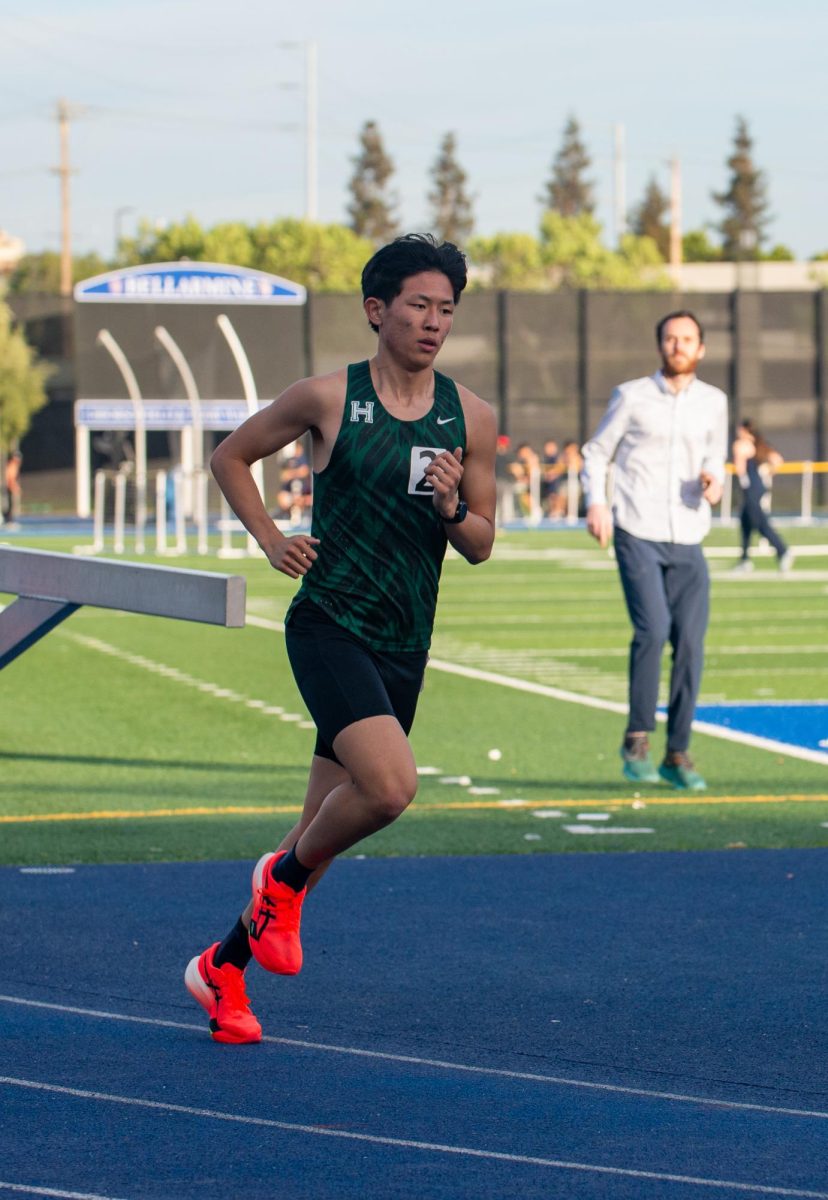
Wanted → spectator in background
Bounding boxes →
[546,440,583,519]
[541,438,561,517]
[514,441,541,517]
[582,310,728,792]
[731,419,792,573]
[274,439,312,521]
[3,450,23,525]
[495,434,521,524]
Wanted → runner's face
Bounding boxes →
[659,317,705,376]
[372,271,456,366]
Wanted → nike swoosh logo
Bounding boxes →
[436,417,456,425]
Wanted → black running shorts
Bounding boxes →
[284,598,429,763]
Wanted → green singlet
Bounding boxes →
[286,359,467,652]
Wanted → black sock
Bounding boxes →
[213,916,252,971]
[272,846,313,892]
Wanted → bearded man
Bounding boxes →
[581,311,728,790]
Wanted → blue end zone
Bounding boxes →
[693,702,828,754]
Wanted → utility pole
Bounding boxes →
[613,124,626,246]
[305,40,318,222]
[53,99,74,297]
[669,157,682,286]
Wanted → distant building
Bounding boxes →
[673,260,828,292]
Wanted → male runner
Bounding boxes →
[185,234,497,1043]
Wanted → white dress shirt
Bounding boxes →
[581,371,728,544]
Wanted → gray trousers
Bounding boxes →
[613,526,709,753]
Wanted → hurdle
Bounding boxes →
[0,545,245,670]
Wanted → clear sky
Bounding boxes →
[2,0,827,261]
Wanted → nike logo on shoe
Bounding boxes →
[436,416,456,425]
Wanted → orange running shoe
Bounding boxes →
[184,942,262,1044]
[248,850,306,975]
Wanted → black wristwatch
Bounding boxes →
[442,499,468,524]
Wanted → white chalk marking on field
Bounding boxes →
[523,833,542,841]
[18,867,76,875]
[565,825,654,835]
[65,633,304,726]
[425,656,828,766]
[439,775,472,786]
[0,1182,128,1200]
[577,813,611,821]
[217,613,828,765]
[3,995,828,1121]
[4,1077,828,1199]
[467,786,501,796]
[532,810,564,819]
[499,798,529,806]
[416,766,443,776]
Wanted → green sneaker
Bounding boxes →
[620,736,660,784]
[659,752,707,790]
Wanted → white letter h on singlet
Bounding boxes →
[350,400,375,423]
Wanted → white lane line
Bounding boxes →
[1,995,826,1122]
[0,1184,127,1200]
[1,1077,826,1199]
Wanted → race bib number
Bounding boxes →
[408,446,448,494]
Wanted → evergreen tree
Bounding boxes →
[541,114,594,217]
[629,175,670,260]
[712,116,772,260]
[346,120,399,245]
[428,132,474,245]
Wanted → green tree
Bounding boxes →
[428,132,474,245]
[119,214,207,265]
[466,232,547,289]
[761,244,795,261]
[540,115,594,217]
[0,302,51,452]
[629,175,670,259]
[8,251,109,293]
[540,211,668,289]
[682,229,722,262]
[118,217,374,291]
[250,219,375,291]
[712,116,772,260]
[347,120,399,245]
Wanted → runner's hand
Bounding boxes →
[267,535,320,578]
[426,447,464,518]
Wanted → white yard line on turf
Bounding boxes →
[1,1077,827,1198]
[0,995,826,1122]
[250,615,828,766]
[65,618,828,767]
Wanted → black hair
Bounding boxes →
[361,233,468,332]
[655,310,705,345]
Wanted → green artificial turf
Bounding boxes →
[2,526,827,864]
